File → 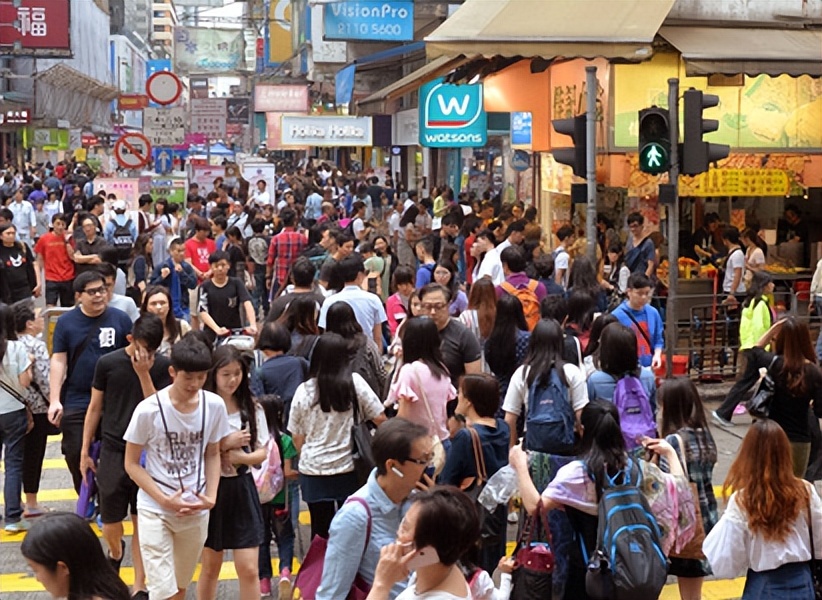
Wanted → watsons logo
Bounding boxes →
[419,78,487,148]
[329,2,410,20]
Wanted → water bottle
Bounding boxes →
[478,464,519,512]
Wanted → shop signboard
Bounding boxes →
[148,177,188,205]
[0,0,70,54]
[227,99,250,125]
[323,1,414,42]
[1,109,31,125]
[265,0,293,67]
[173,26,247,75]
[419,78,487,148]
[254,85,309,113]
[681,168,790,197]
[25,128,69,150]
[280,115,373,146]
[190,98,228,139]
[511,112,532,146]
[118,95,149,110]
[144,107,186,146]
[392,108,419,146]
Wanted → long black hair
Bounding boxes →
[0,302,15,364]
[205,345,258,449]
[523,319,567,388]
[310,333,357,413]
[401,316,449,381]
[485,294,527,380]
[598,322,640,378]
[580,400,628,501]
[21,512,130,600]
[584,313,618,363]
[257,393,286,468]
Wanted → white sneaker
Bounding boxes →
[712,410,735,428]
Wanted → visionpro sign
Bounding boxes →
[419,78,487,148]
[324,1,414,42]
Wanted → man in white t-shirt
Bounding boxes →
[124,335,230,600]
[721,226,747,303]
[250,180,271,207]
[318,253,387,348]
[553,224,574,289]
[473,229,504,285]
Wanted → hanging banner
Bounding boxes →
[173,26,247,74]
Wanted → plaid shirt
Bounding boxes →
[267,228,306,284]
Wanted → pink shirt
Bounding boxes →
[387,361,455,441]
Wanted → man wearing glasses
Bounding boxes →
[418,283,482,391]
[47,271,132,494]
[624,212,656,277]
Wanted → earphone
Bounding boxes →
[391,466,405,478]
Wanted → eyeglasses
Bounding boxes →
[420,302,447,312]
[404,452,434,466]
[83,285,108,296]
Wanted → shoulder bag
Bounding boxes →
[412,365,446,477]
[747,355,779,419]
[350,393,376,487]
[668,432,705,560]
[510,499,555,600]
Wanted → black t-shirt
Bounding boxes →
[75,236,109,274]
[439,319,482,388]
[0,243,35,301]
[92,348,172,449]
[226,244,246,278]
[268,290,325,321]
[751,346,822,443]
[198,276,251,330]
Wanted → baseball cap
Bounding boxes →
[113,199,126,212]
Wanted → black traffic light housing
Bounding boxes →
[681,88,731,176]
[638,107,671,174]
[552,115,586,177]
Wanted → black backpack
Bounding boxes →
[583,459,667,600]
[111,218,135,266]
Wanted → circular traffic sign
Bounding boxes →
[114,133,152,169]
[146,71,183,105]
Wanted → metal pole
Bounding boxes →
[665,77,680,378]
[585,66,597,263]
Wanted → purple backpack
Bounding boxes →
[613,375,656,450]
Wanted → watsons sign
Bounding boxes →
[280,116,373,147]
[419,78,487,148]
[324,1,414,42]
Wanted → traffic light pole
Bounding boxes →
[585,66,597,263]
[665,78,680,379]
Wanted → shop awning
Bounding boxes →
[356,54,479,115]
[425,0,676,60]
[336,42,426,106]
[33,64,119,101]
[659,26,822,77]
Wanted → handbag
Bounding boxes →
[412,366,446,477]
[747,355,779,419]
[292,497,372,600]
[807,491,822,600]
[669,432,706,560]
[351,396,376,486]
[510,499,555,600]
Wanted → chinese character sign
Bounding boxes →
[0,0,70,51]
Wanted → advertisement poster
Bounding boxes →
[173,26,246,74]
[93,178,141,211]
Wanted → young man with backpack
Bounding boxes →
[611,273,664,370]
[104,200,137,273]
[414,236,437,288]
[79,314,171,599]
[496,246,546,331]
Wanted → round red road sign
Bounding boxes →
[146,71,183,105]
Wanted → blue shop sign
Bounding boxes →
[324,1,414,42]
[419,78,487,148]
[512,112,532,146]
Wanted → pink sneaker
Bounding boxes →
[260,577,271,597]
[734,404,748,416]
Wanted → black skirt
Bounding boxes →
[205,472,265,551]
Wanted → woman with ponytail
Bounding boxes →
[510,399,693,599]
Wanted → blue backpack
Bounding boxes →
[524,367,575,455]
[612,375,656,450]
[583,459,667,600]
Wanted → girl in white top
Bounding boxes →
[198,345,269,600]
[742,227,766,286]
[704,419,822,598]
[367,488,479,600]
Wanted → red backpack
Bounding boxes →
[501,280,540,331]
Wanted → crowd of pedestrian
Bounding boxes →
[3,158,822,600]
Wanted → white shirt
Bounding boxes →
[318,285,387,335]
[723,247,746,294]
[703,484,822,578]
[388,211,401,237]
[252,190,271,206]
[475,248,504,285]
[287,374,384,476]
[223,405,269,478]
[123,386,230,515]
[502,363,589,417]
